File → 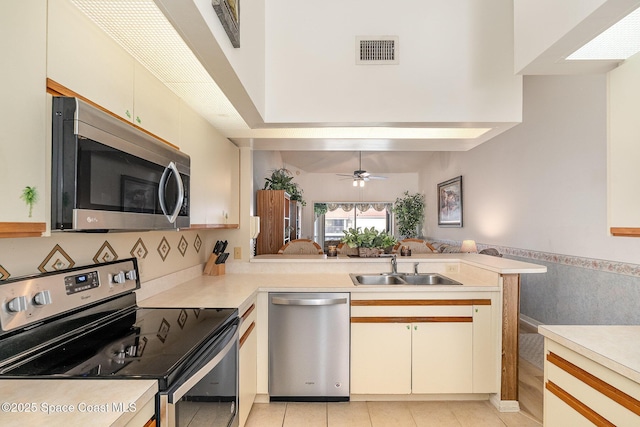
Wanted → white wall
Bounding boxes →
[193,0,266,115]
[421,74,640,265]
[264,0,521,124]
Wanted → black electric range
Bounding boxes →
[0,259,240,427]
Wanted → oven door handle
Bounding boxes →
[158,161,185,224]
[163,322,239,404]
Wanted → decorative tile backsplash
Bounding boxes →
[0,231,209,282]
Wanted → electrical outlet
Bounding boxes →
[233,247,242,259]
[445,264,459,273]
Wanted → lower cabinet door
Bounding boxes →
[351,322,411,394]
[411,322,473,394]
[239,321,257,427]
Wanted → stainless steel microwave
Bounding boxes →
[51,97,190,231]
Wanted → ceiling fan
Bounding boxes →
[336,152,387,187]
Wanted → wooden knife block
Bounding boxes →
[203,254,225,276]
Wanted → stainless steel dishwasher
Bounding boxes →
[268,292,350,401]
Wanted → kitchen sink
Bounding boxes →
[350,273,462,286]
[352,275,407,285]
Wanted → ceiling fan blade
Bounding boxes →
[367,175,388,180]
[336,173,355,177]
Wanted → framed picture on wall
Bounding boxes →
[212,0,240,48]
[437,176,463,227]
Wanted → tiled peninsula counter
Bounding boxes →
[139,253,546,412]
[539,325,640,426]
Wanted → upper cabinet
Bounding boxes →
[0,0,47,236]
[1,0,239,237]
[47,1,181,145]
[179,104,240,228]
[47,0,135,124]
[133,63,180,145]
[608,52,640,237]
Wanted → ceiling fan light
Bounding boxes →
[359,179,365,187]
[353,179,358,187]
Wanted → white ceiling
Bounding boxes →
[71,0,639,174]
[280,151,433,174]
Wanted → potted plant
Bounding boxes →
[393,191,425,238]
[341,227,398,257]
[20,186,39,218]
[263,168,306,206]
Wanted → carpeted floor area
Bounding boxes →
[519,333,544,371]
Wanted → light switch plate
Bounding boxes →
[234,247,242,259]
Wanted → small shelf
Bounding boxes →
[188,224,240,230]
[0,222,46,238]
[610,227,640,237]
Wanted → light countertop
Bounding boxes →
[538,325,640,384]
[250,253,547,275]
[137,272,501,309]
[0,379,157,427]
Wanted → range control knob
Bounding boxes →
[125,270,137,281]
[7,296,28,313]
[33,290,53,306]
[112,271,126,284]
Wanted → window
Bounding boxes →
[314,202,393,251]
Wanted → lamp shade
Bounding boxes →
[460,240,477,253]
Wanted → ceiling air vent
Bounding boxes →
[356,36,398,65]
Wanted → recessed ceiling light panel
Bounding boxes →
[568,7,640,60]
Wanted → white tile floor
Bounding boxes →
[245,400,542,427]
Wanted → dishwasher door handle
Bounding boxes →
[271,296,348,306]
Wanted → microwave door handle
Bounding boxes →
[158,161,185,224]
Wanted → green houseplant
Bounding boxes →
[263,168,306,206]
[341,227,397,257]
[393,191,425,238]
[20,186,39,218]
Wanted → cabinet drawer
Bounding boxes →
[545,341,640,426]
[352,304,472,318]
[240,302,256,339]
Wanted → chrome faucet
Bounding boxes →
[391,255,398,275]
[413,262,419,275]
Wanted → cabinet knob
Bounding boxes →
[125,110,131,118]
[136,116,142,124]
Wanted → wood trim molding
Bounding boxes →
[241,304,255,321]
[546,381,616,427]
[501,274,520,401]
[0,222,46,238]
[188,224,240,230]
[46,78,179,150]
[351,316,472,324]
[351,299,491,307]
[239,321,255,348]
[547,352,640,416]
[610,227,640,237]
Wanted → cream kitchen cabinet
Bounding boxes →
[350,293,498,395]
[351,322,412,394]
[178,104,240,227]
[608,51,640,237]
[239,298,257,427]
[133,63,180,145]
[47,0,180,145]
[47,0,135,124]
[0,0,48,236]
[540,326,640,426]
